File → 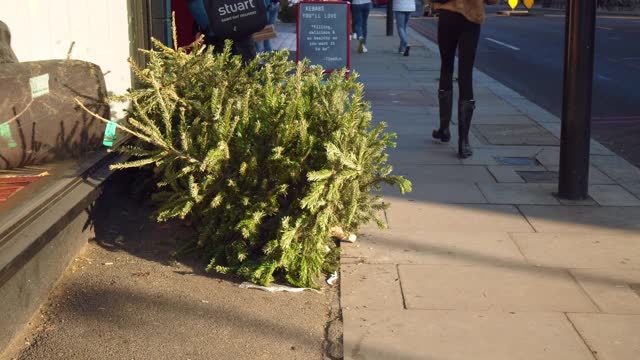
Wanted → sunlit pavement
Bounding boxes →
[280,15,640,360]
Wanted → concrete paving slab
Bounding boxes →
[468,147,549,163]
[371,104,437,116]
[571,269,640,314]
[344,310,595,360]
[590,140,617,156]
[588,167,617,185]
[536,124,616,156]
[474,124,559,146]
[589,185,640,206]
[398,264,597,312]
[487,166,526,183]
[591,155,640,199]
[365,89,436,107]
[538,121,562,138]
[383,198,535,233]
[506,167,615,185]
[473,100,525,115]
[504,98,561,123]
[472,114,537,125]
[358,76,411,89]
[478,183,560,205]
[387,147,462,166]
[519,206,640,235]
[342,231,526,266]
[340,264,404,311]
[382,182,488,204]
[511,233,640,269]
[558,196,600,206]
[459,151,502,165]
[391,165,496,184]
[535,147,561,168]
[568,314,640,360]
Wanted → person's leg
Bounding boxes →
[455,17,481,158]
[395,12,407,51]
[437,10,460,92]
[401,12,411,56]
[352,4,363,41]
[351,4,357,37]
[457,18,481,101]
[264,4,279,52]
[433,10,460,142]
[361,2,371,44]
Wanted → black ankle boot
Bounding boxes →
[458,99,475,159]
[432,90,452,142]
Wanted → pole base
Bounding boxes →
[554,191,591,201]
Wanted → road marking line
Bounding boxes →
[485,38,520,51]
[593,120,640,124]
[597,26,613,31]
[593,115,640,120]
[597,74,613,81]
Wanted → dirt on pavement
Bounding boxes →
[1,172,343,360]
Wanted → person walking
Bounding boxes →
[255,0,280,53]
[351,0,372,53]
[430,0,496,158]
[393,0,415,56]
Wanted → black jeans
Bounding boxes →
[437,10,481,101]
[205,35,257,64]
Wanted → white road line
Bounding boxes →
[597,75,613,81]
[597,26,614,31]
[485,37,520,51]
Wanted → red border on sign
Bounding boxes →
[296,1,351,73]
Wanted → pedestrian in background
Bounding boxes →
[351,0,372,53]
[349,0,358,40]
[187,0,257,63]
[430,0,497,159]
[393,0,415,56]
[256,0,280,53]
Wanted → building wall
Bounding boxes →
[0,0,132,109]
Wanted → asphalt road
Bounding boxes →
[409,12,640,167]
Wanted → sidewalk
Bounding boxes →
[332,15,640,360]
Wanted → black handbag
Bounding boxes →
[432,0,450,3]
[203,0,268,40]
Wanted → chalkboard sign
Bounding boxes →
[296,1,350,72]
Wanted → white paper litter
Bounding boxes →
[239,282,321,293]
[327,271,339,286]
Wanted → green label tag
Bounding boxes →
[0,122,10,138]
[30,73,50,98]
[103,121,117,147]
[0,122,17,148]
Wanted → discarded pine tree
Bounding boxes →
[103,37,411,288]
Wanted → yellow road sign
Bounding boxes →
[508,0,519,10]
[523,0,534,9]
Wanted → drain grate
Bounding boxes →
[517,171,559,183]
[494,157,541,166]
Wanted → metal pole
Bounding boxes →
[386,0,394,36]
[558,0,597,200]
